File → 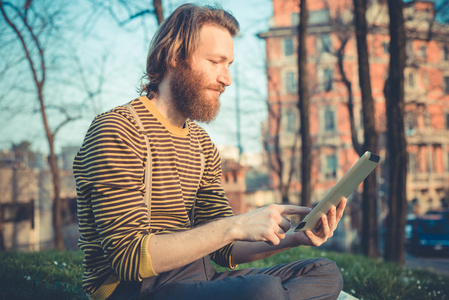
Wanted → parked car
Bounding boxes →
[405,214,449,256]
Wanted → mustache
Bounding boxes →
[207,84,225,94]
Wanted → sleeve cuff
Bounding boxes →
[139,234,158,278]
[228,242,238,270]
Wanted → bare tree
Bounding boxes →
[330,0,379,258]
[264,76,298,204]
[87,0,164,27]
[153,0,164,25]
[1,1,69,249]
[297,0,311,207]
[0,0,108,249]
[384,0,408,264]
[353,0,380,259]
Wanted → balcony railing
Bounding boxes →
[406,128,449,145]
[407,172,449,189]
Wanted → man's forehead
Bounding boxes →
[196,24,234,59]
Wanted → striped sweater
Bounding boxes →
[73,96,235,299]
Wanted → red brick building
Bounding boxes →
[221,159,247,215]
[259,0,449,217]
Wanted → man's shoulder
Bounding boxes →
[93,96,153,123]
[95,100,135,120]
[86,99,142,135]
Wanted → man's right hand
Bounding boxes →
[149,204,312,274]
[231,205,312,246]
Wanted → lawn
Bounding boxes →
[0,247,447,299]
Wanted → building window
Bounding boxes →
[444,45,449,61]
[421,45,427,59]
[408,72,415,88]
[383,41,389,54]
[427,150,432,174]
[445,113,449,129]
[285,109,296,133]
[323,69,333,91]
[286,71,296,94]
[309,9,330,25]
[284,38,294,56]
[291,13,299,26]
[409,153,417,175]
[417,148,423,173]
[422,71,429,86]
[444,76,449,94]
[324,154,337,180]
[324,109,336,132]
[405,111,415,134]
[424,110,431,128]
[321,34,331,53]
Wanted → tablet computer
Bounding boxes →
[294,151,381,232]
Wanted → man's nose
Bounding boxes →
[218,67,231,87]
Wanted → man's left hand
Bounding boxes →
[290,197,347,247]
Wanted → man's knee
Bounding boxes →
[243,275,288,300]
[284,258,343,298]
[311,258,343,296]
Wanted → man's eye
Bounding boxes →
[210,60,218,65]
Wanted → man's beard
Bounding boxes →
[169,61,224,124]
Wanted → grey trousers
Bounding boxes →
[109,256,343,300]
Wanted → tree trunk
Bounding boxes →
[48,139,63,250]
[153,0,164,25]
[353,0,379,258]
[298,0,311,207]
[384,0,408,264]
[265,70,298,205]
[1,1,65,250]
[38,87,64,250]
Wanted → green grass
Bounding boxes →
[223,248,449,300]
[0,250,85,300]
[0,248,447,300]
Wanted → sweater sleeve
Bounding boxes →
[74,110,156,282]
[192,134,236,269]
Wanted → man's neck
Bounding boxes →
[150,76,187,128]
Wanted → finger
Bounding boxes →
[336,197,347,220]
[304,229,323,247]
[274,218,290,241]
[313,217,323,232]
[279,216,291,233]
[276,204,312,216]
[327,205,337,230]
[265,231,281,246]
[274,226,286,241]
[319,215,330,238]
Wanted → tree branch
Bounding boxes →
[1,2,41,89]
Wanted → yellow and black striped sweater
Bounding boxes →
[74,96,235,299]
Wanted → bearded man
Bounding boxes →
[74,4,347,300]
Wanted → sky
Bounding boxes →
[0,0,273,156]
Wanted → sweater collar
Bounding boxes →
[139,95,189,137]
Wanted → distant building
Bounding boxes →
[221,159,247,215]
[0,146,77,251]
[258,0,449,225]
[59,146,80,171]
[218,146,277,215]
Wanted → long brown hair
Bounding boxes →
[140,4,239,98]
